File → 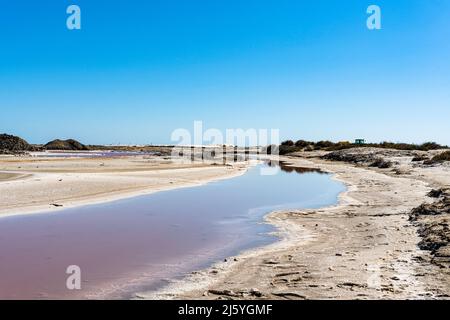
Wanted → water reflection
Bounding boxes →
[265,160,326,174]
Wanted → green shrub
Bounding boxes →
[279,145,300,155]
[268,139,448,156]
[295,140,311,148]
[281,140,295,147]
[419,142,444,151]
[314,140,335,150]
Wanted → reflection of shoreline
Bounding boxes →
[266,160,326,174]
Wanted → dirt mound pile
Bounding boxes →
[322,148,393,168]
[425,151,450,165]
[410,194,450,267]
[410,197,450,221]
[0,134,33,154]
[44,139,89,151]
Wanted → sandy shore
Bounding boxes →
[0,155,248,217]
[145,151,450,300]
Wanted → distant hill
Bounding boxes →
[0,133,33,154]
[44,139,89,151]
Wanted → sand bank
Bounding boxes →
[0,155,248,217]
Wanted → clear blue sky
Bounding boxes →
[1,0,449,145]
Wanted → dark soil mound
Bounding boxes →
[322,149,375,164]
[409,197,450,221]
[44,139,89,151]
[417,221,450,252]
[410,196,450,267]
[368,158,393,169]
[322,149,393,168]
[425,151,450,165]
[412,154,429,162]
[0,134,33,154]
[427,189,447,198]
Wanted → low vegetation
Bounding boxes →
[275,139,448,155]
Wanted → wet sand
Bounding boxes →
[0,172,30,182]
